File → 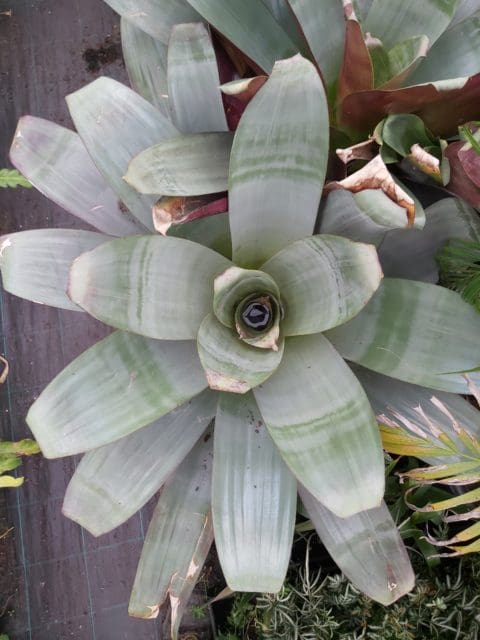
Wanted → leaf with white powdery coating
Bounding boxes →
[300,487,415,605]
[262,234,383,335]
[378,197,480,283]
[197,314,284,393]
[9,117,143,236]
[288,0,345,102]
[129,424,214,626]
[229,55,329,268]
[408,11,480,84]
[363,0,459,50]
[319,190,409,246]
[104,0,200,43]
[0,229,108,311]
[67,77,179,231]
[326,278,480,393]
[69,235,231,340]
[213,392,296,592]
[27,332,208,457]
[168,22,228,133]
[125,132,232,196]
[121,17,170,117]
[254,333,385,517]
[185,0,298,72]
[63,389,217,536]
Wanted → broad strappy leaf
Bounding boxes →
[104,0,200,43]
[129,425,214,626]
[69,235,231,339]
[213,392,296,591]
[27,332,208,457]
[254,334,384,518]
[167,22,228,132]
[197,314,284,393]
[229,55,328,268]
[0,229,107,311]
[10,117,143,236]
[63,390,216,535]
[262,234,383,335]
[121,17,170,117]
[185,0,298,72]
[67,77,179,230]
[125,132,232,195]
[327,278,480,393]
[300,487,415,605]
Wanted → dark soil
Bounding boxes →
[83,36,123,73]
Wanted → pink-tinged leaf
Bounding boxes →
[339,73,480,138]
[337,8,374,103]
[325,154,415,226]
[153,194,228,235]
[458,139,480,189]
[445,142,480,208]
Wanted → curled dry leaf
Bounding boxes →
[407,143,442,183]
[152,195,228,235]
[324,154,415,225]
[336,138,378,164]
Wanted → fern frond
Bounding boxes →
[437,239,480,312]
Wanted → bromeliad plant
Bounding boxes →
[101,0,480,213]
[4,13,480,639]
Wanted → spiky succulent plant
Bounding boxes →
[4,6,480,639]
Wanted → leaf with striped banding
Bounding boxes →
[213,392,296,592]
[229,55,328,268]
[168,23,228,133]
[254,333,384,517]
[67,77,179,230]
[104,0,200,43]
[63,390,216,535]
[27,332,208,457]
[9,117,143,236]
[409,11,480,85]
[319,190,409,247]
[300,488,415,605]
[69,235,231,339]
[185,0,298,72]
[128,425,213,625]
[288,0,345,103]
[327,278,480,393]
[0,229,107,311]
[197,314,284,393]
[121,17,170,117]
[262,234,383,335]
[363,0,459,50]
[125,132,232,196]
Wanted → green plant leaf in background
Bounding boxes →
[0,168,31,189]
